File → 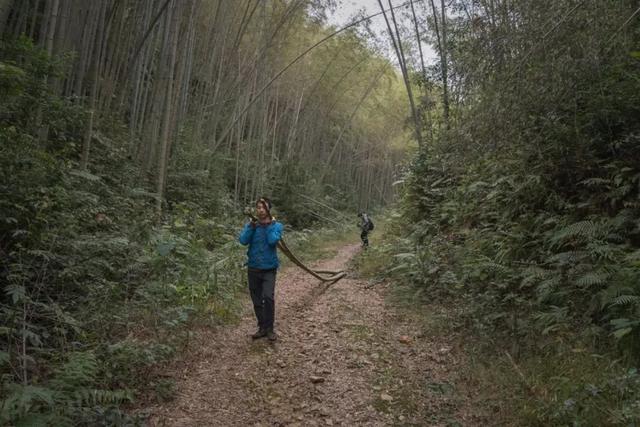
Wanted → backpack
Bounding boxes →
[367,219,374,231]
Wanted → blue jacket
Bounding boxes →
[238,221,283,270]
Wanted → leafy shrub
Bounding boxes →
[0,37,247,424]
[0,351,137,426]
[382,1,640,422]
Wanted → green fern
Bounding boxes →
[547,250,586,265]
[533,306,570,335]
[49,352,98,391]
[575,271,609,288]
[599,283,636,310]
[73,388,132,406]
[624,249,640,262]
[580,177,611,187]
[520,266,551,288]
[586,241,622,261]
[0,384,55,425]
[610,295,640,307]
[1,352,134,425]
[550,221,599,245]
[535,276,562,303]
[610,318,640,339]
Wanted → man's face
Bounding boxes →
[256,202,269,220]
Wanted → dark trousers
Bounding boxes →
[248,268,277,331]
[360,230,369,247]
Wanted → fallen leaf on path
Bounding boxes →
[398,335,412,344]
[310,375,325,384]
[380,393,393,402]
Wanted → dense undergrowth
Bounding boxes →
[353,1,640,424]
[355,217,640,425]
[0,38,250,425]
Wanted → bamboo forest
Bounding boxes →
[1,0,639,425]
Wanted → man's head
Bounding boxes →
[256,197,272,220]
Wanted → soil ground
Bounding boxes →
[145,243,485,426]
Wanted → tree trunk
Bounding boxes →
[155,0,179,220]
[0,0,13,36]
[440,0,449,128]
[80,0,107,170]
[429,0,449,129]
[377,0,423,147]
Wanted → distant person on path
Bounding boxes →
[239,198,283,341]
[358,212,374,248]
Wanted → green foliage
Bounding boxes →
[541,367,640,425]
[166,138,233,219]
[0,351,138,426]
[0,37,246,423]
[399,0,640,346]
[380,0,640,423]
[272,162,321,228]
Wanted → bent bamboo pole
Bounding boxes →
[277,238,346,283]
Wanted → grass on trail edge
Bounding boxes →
[350,217,640,426]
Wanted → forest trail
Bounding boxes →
[146,244,480,426]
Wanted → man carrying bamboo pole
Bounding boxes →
[239,197,283,341]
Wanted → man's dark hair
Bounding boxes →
[257,197,272,211]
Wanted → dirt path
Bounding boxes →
[146,244,480,426]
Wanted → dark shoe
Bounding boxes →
[251,329,267,339]
[267,329,277,341]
